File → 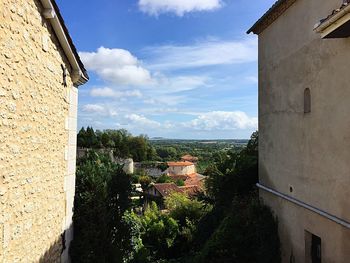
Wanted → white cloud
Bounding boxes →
[82,104,105,113]
[184,111,258,131]
[79,47,153,86]
[124,114,162,128]
[90,87,142,98]
[138,0,223,16]
[156,75,208,92]
[82,104,117,117]
[143,94,186,106]
[145,37,257,70]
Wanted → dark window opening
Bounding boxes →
[305,231,321,263]
[304,88,311,113]
[311,234,321,263]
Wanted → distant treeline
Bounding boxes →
[77,127,156,162]
[77,127,246,171]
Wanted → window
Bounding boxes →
[305,231,321,263]
[304,88,311,113]
[311,235,322,263]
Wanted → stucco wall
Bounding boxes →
[167,165,196,176]
[0,0,78,262]
[258,0,350,262]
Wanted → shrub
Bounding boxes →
[194,196,280,263]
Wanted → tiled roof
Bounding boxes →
[181,155,199,162]
[184,173,205,187]
[168,173,205,186]
[167,161,194,167]
[314,1,350,33]
[153,183,183,197]
[247,0,297,35]
[168,175,188,181]
[180,185,201,197]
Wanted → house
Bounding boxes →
[248,0,350,262]
[144,183,183,209]
[166,161,196,176]
[166,161,205,189]
[0,0,88,262]
[144,183,203,209]
[170,173,205,188]
[181,154,199,163]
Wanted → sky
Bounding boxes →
[57,0,276,139]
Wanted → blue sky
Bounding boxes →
[57,0,276,139]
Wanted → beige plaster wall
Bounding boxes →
[167,165,196,176]
[261,191,350,262]
[0,0,78,262]
[258,0,350,262]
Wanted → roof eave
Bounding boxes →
[314,4,350,38]
[247,0,297,35]
[39,0,88,86]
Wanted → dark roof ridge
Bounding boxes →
[247,0,297,35]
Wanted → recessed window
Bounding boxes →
[305,231,322,263]
[304,88,311,113]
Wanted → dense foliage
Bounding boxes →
[70,151,134,263]
[190,131,280,263]
[77,127,156,162]
[71,131,281,263]
[124,194,210,262]
[151,139,247,173]
[77,126,248,174]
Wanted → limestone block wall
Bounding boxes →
[0,0,78,262]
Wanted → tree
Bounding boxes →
[70,151,133,263]
[157,163,169,172]
[203,165,225,204]
[194,197,280,263]
[156,174,172,184]
[140,202,179,259]
[165,193,209,227]
[204,131,259,206]
[139,175,152,191]
[156,147,178,160]
[175,179,185,187]
[85,126,99,148]
[77,127,87,148]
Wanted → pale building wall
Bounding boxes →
[167,165,196,176]
[0,0,79,262]
[258,0,350,262]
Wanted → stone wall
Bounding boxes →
[0,0,77,262]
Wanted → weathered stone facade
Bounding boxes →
[0,0,86,262]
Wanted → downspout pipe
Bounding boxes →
[257,183,350,229]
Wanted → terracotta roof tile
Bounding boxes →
[314,1,350,33]
[179,185,201,197]
[153,183,183,197]
[181,155,199,162]
[167,161,194,167]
